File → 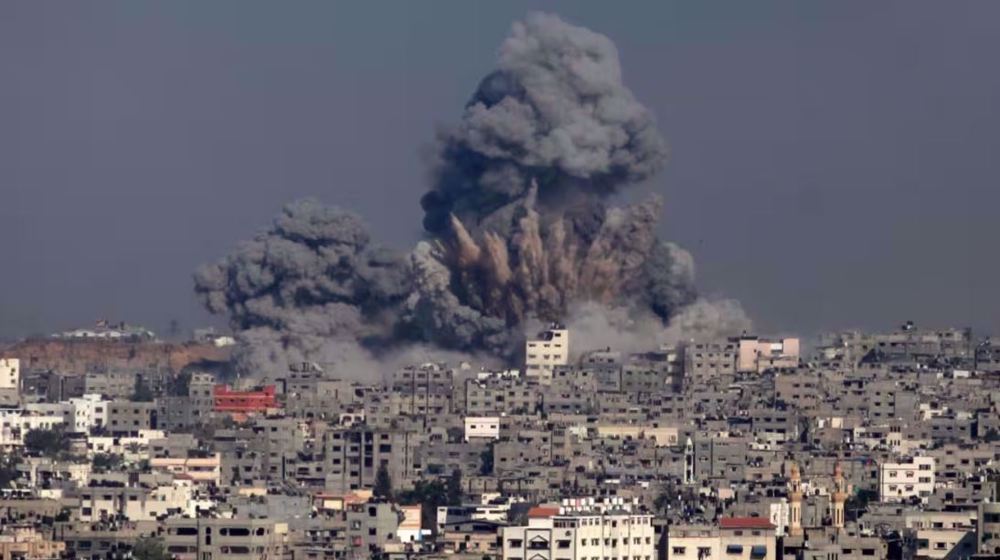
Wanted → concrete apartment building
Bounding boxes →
[391,363,455,417]
[979,502,1000,556]
[737,337,800,373]
[718,517,777,560]
[0,525,66,560]
[0,358,18,391]
[914,527,977,560]
[686,340,739,378]
[106,400,158,436]
[667,524,721,560]
[83,372,136,401]
[162,517,290,559]
[502,499,655,560]
[821,324,973,365]
[280,368,359,419]
[774,371,821,410]
[149,454,222,485]
[525,325,569,384]
[878,456,935,503]
[76,481,197,522]
[465,374,538,416]
[464,416,500,441]
[322,426,420,494]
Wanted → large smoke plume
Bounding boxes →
[195,13,750,376]
[193,200,411,377]
[412,12,700,352]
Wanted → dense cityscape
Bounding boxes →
[1,320,999,559]
[3,3,998,560]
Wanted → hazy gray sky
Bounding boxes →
[2,1,998,340]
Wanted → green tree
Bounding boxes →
[23,428,68,458]
[845,488,879,522]
[374,463,393,500]
[131,537,169,560]
[653,482,677,513]
[0,453,18,487]
[398,479,449,530]
[132,376,155,402]
[479,443,494,476]
[654,481,695,513]
[447,468,463,506]
[168,370,192,397]
[92,453,123,471]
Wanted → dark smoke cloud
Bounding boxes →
[411,12,702,350]
[421,12,667,235]
[195,13,750,375]
[404,241,515,353]
[193,199,410,377]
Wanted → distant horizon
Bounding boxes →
[1,316,990,349]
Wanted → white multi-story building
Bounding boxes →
[0,358,19,391]
[67,394,107,433]
[464,416,500,441]
[502,498,654,560]
[879,456,935,503]
[0,408,69,447]
[437,502,512,534]
[525,325,569,385]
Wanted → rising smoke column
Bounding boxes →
[193,199,410,377]
[197,13,751,374]
[411,12,699,349]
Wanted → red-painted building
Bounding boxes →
[212,384,278,413]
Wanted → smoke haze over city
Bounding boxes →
[192,13,750,375]
[2,1,999,344]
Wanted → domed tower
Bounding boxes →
[788,461,803,536]
[831,462,848,530]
